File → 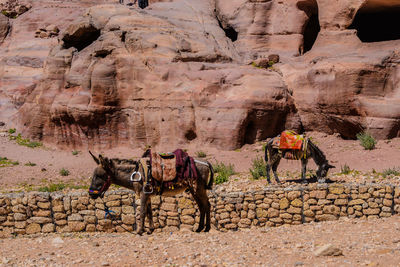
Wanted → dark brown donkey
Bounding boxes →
[88,151,214,235]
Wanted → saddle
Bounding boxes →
[151,152,177,182]
[270,131,307,160]
[278,130,304,150]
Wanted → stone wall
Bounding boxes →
[1,183,400,237]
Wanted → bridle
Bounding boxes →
[88,174,113,197]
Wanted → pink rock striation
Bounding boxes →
[1,0,399,149]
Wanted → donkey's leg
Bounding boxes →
[196,185,211,232]
[145,198,154,234]
[265,148,272,183]
[189,187,206,233]
[138,193,149,235]
[301,159,308,183]
[272,157,281,184]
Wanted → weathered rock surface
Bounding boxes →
[0,0,31,19]
[0,14,8,43]
[1,0,399,149]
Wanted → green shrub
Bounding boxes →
[38,183,66,192]
[214,161,235,184]
[24,162,36,167]
[0,157,19,167]
[340,164,352,175]
[356,132,376,150]
[382,168,400,178]
[59,168,70,176]
[72,150,79,156]
[195,151,207,158]
[249,157,267,180]
[8,128,16,134]
[9,133,42,148]
[262,143,267,151]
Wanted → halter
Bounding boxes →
[88,174,112,196]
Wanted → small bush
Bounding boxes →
[214,161,235,184]
[24,162,36,167]
[382,168,400,178]
[195,151,207,158]
[262,143,267,151]
[59,168,70,176]
[9,133,42,148]
[0,157,19,167]
[340,164,352,175]
[356,132,376,150]
[8,128,16,134]
[38,183,66,192]
[72,150,79,156]
[249,157,267,180]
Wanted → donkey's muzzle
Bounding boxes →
[88,190,100,199]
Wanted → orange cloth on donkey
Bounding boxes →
[279,130,304,150]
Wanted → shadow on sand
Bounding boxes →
[284,176,338,184]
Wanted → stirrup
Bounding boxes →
[143,183,153,194]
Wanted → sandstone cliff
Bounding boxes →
[1,0,399,149]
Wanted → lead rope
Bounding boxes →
[99,196,137,234]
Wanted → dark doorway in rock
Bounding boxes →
[62,25,101,51]
[244,121,257,145]
[349,7,400,42]
[217,17,238,42]
[303,13,320,53]
[297,0,320,54]
[185,129,197,141]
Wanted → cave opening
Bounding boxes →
[244,121,257,145]
[185,129,197,141]
[217,17,238,42]
[62,25,101,51]
[348,7,400,42]
[303,13,320,53]
[297,0,320,54]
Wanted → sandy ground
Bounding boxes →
[1,216,400,266]
[1,126,400,191]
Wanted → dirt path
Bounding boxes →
[1,216,400,266]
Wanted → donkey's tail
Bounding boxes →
[206,161,214,190]
[264,138,273,163]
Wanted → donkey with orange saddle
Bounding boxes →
[265,131,335,184]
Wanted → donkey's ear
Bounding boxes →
[107,158,115,170]
[99,154,107,168]
[89,151,100,165]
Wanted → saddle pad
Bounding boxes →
[279,130,303,150]
[282,150,303,160]
[151,152,176,182]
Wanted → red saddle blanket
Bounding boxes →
[279,130,304,150]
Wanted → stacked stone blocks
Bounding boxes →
[0,183,399,237]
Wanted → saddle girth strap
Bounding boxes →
[140,158,149,181]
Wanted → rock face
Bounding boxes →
[0,0,107,126]
[0,13,8,43]
[2,0,400,149]
[0,0,31,19]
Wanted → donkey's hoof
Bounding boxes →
[204,226,210,232]
[318,178,326,183]
[146,229,154,235]
[137,230,144,236]
[195,227,204,233]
